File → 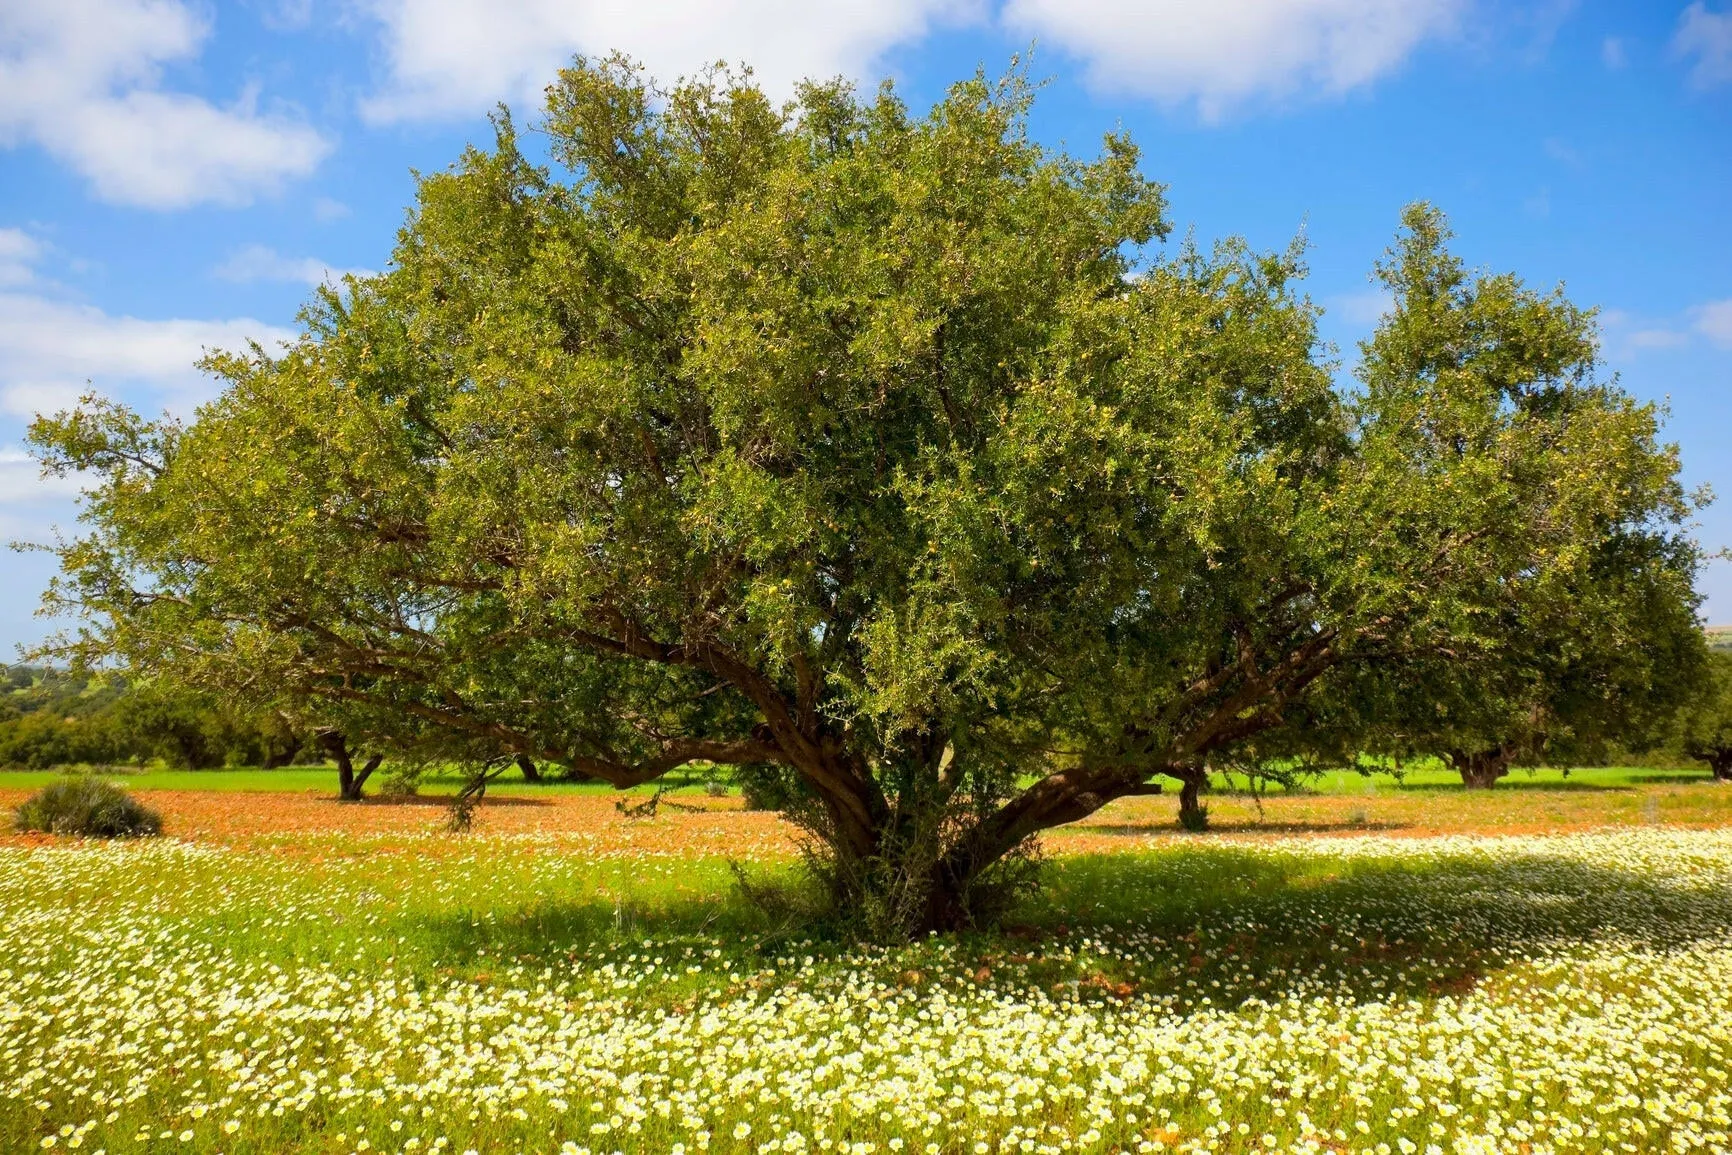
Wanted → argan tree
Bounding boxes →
[1322,529,1706,789]
[1674,651,1732,782]
[29,58,1701,933]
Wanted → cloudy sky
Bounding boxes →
[1,0,1729,652]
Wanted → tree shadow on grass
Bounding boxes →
[1386,779,1632,793]
[1076,819,1411,837]
[383,840,1732,1016]
[349,794,554,808]
[1026,841,1732,1010]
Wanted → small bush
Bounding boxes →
[736,763,798,811]
[14,776,162,838]
[1177,804,1210,833]
[379,764,423,798]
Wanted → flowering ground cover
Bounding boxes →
[5,810,1732,1155]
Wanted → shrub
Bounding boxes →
[1177,804,1210,833]
[379,764,424,798]
[14,776,162,838]
[735,763,797,811]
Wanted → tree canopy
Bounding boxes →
[1673,652,1732,782]
[29,58,1705,932]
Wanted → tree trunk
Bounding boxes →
[1711,752,1732,783]
[1450,748,1513,790]
[261,736,302,770]
[320,732,380,801]
[1178,775,1202,822]
[516,754,542,782]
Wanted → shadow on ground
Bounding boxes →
[1386,779,1632,793]
[1079,819,1410,837]
[380,839,1731,1014]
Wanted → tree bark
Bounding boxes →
[320,732,380,801]
[1450,747,1513,790]
[1177,770,1206,825]
[261,735,302,769]
[515,754,542,782]
[1711,752,1732,783]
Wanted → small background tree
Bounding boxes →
[1674,651,1732,782]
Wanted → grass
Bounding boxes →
[4,780,1732,1153]
[0,761,1710,798]
[0,765,715,796]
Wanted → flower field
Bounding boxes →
[4,811,1732,1153]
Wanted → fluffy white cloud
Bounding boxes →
[0,242,294,422]
[1693,299,1732,348]
[213,244,375,287]
[358,0,979,123]
[1002,0,1463,118]
[1674,2,1732,88]
[0,292,296,420]
[0,0,330,208]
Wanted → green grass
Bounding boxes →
[0,761,1706,798]
[3,827,1731,1154]
[0,766,713,796]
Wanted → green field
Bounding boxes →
[0,762,1707,798]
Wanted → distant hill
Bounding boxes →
[1710,626,1732,654]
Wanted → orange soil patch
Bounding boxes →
[3,779,1730,858]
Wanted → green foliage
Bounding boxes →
[13,775,162,838]
[0,667,312,771]
[24,58,1704,932]
[1284,208,1708,788]
[1177,804,1210,833]
[1672,651,1732,779]
[735,762,798,811]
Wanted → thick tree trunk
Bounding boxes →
[1178,773,1205,825]
[1711,752,1732,783]
[516,754,542,782]
[1450,748,1513,790]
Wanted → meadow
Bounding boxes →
[3,769,1732,1155]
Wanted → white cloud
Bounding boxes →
[1001,0,1463,118]
[1626,327,1690,351]
[1601,35,1626,69]
[1327,288,1393,326]
[1600,298,1732,359]
[213,244,375,287]
[0,0,331,208]
[1693,299,1732,348]
[1542,137,1580,167]
[357,0,979,123]
[0,292,297,420]
[1674,2,1732,88]
[0,224,296,420]
[313,196,352,223]
[0,229,42,288]
[0,446,84,504]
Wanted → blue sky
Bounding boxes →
[1,0,1729,654]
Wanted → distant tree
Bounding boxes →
[26,59,1703,934]
[1326,536,1707,788]
[1674,652,1732,782]
[315,730,384,801]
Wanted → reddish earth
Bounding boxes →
[4,779,1730,857]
